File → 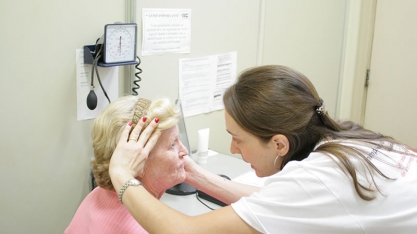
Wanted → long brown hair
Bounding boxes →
[223,65,410,200]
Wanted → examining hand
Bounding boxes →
[182,154,207,190]
[109,118,161,189]
[183,155,197,175]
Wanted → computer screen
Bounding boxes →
[175,99,191,155]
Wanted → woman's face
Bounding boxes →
[225,111,280,177]
[141,125,187,197]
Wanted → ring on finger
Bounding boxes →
[129,137,138,142]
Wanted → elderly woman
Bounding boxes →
[65,96,188,234]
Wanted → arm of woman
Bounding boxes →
[110,121,260,234]
[184,156,260,204]
[118,182,260,234]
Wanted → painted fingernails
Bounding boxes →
[128,122,132,126]
[154,118,160,123]
[142,117,147,122]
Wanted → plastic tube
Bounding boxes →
[197,128,210,164]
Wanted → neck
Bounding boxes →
[141,177,165,199]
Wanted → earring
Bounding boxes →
[274,154,280,169]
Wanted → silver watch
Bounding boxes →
[118,178,142,204]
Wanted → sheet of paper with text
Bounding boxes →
[179,52,237,117]
[142,8,191,56]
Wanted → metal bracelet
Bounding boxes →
[118,178,141,204]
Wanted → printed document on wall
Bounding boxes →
[142,8,191,55]
[179,52,237,117]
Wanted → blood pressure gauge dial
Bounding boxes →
[103,23,137,64]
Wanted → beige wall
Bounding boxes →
[0,1,125,233]
[0,0,359,233]
[133,0,260,157]
[261,0,348,118]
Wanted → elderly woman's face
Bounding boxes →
[142,125,187,192]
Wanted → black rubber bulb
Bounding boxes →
[86,89,98,110]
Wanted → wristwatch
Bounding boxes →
[118,178,142,204]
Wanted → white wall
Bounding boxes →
[133,0,260,156]
[261,0,348,118]
[0,1,126,233]
[0,0,353,233]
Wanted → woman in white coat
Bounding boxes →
[109,65,417,234]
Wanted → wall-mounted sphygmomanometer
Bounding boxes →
[83,22,143,110]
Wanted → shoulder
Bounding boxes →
[79,187,115,203]
[65,187,148,234]
[279,151,340,177]
[231,153,354,233]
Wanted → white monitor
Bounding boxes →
[175,99,191,156]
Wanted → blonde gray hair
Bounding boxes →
[91,95,180,191]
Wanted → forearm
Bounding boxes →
[112,171,190,233]
[186,166,260,204]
